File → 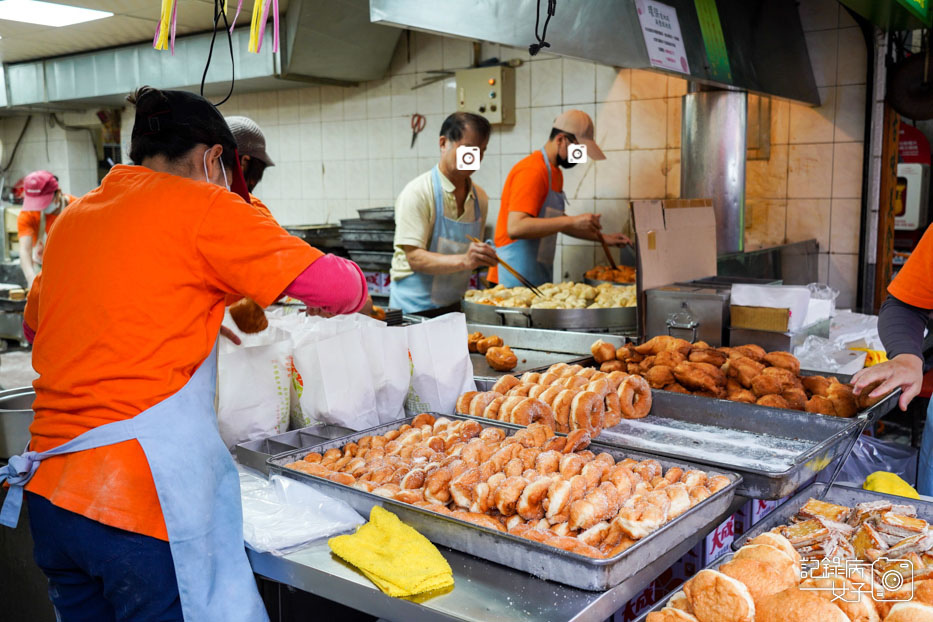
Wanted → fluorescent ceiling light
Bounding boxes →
[0,1,113,27]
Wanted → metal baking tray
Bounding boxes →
[357,206,395,221]
[584,277,634,287]
[347,250,393,271]
[462,298,637,332]
[735,482,933,550]
[635,551,739,621]
[236,423,353,474]
[340,218,395,231]
[268,414,742,591]
[468,324,628,389]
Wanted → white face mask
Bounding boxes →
[202,149,230,191]
[43,198,59,215]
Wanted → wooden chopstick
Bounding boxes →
[598,232,619,270]
[466,235,543,297]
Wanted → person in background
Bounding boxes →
[853,226,933,494]
[490,109,631,287]
[226,115,276,221]
[389,112,497,316]
[1,86,369,622]
[17,171,76,288]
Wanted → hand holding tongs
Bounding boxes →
[466,235,543,297]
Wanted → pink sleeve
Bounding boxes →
[23,320,35,345]
[283,254,368,315]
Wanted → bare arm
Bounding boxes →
[18,236,36,288]
[402,242,497,276]
[507,211,631,245]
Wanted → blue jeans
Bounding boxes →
[26,491,183,622]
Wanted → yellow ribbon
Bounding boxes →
[155,0,175,51]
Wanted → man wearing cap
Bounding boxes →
[226,115,276,222]
[17,170,76,288]
[490,109,630,287]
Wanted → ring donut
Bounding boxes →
[560,364,584,378]
[491,375,520,394]
[538,371,562,386]
[605,371,629,392]
[604,392,622,428]
[469,392,499,418]
[562,429,592,453]
[482,395,506,420]
[618,376,652,419]
[520,371,541,385]
[548,363,570,376]
[562,375,589,390]
[551,389,578,433]
[538,386,562,409]
[570,390,604,436]
[585,377,611,398]
[510,397,538,425]
[577,367,598,380]
[498,396,526,422]
[527,384,548,399]
[456,391,478,414]
[506,384,533,397]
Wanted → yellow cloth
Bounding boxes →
[328,506,454,597]
[863,471,920,499]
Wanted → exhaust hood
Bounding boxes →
[370,0,819,106]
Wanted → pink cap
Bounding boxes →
[22,170,59,212]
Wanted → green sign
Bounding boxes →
[694,0,732,82]
[899,0,930,23]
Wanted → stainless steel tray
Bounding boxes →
[634,551,739,621]
[584,277,634,287]
[0,387,33,460]
[462,299,637,332]
[268,414,742,591]
[236,423,353,475]
[735,482,933,549]
[468,324,627,389]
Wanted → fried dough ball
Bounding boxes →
[600,360,625,373]
[645,365,675,389]
[655,350,687,368]
[760,366,800,389]
[688,348,728,367]
[755,588,849,622]
[827,381,859,417]
[798,576,879,622]
[781,387,808,410]
[634,336,692,356]
[663,382,691,394]
[683,569,755,622]
[645,609,699,622]
[477,335,504,354]
[719,558,796,605]
[726,356,765,388]
[673,362,725,394]
[726,379,757,404]
[762,351,800,375]
[801,375,832,397]
[757,394,790,409]
[467,331,484,352]
[486,346,518,372]
[229,297,268,334]
[591,339,617,363]
[732,344,766,362]
[750,373,784,397]
[856,379,889,410]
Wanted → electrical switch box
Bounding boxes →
[455,66,515,125]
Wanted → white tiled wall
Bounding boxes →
[0,118,97,200]
[745,0,867,307]
[0,0,868,302]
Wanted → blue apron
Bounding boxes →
[919,400,933,495]
[0,343,268,622]
[496,148,567,287]
[389,166,483,313]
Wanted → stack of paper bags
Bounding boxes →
[328,506,454,597]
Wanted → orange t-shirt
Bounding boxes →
[889,224,933,308]
[16,194,77,240]
[488,151,563,283]
[250,193,277,223]
[24,165,320,541]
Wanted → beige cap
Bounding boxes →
[553,109,605,160]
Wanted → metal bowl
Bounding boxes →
[0,387,33,459]
[583,277,635,287]
[461,299,636,331]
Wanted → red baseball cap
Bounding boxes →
[22,170,59,212]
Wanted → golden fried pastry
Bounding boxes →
[801,375,832,397]
[755,587,849,622]
[798,576,879,622]
[726,387,757,404]
[782,387,808,410]
[591,339,617,363]
[486,346,518,372]
[645,365,675,389]
[469,392,500,418]
[673,362,725,394]
[884,602,933,622]
[663,382,691,394]
[371,305,387,321]
[733,544,797,585]
[467,331,484,352]
[726,356,766,388]
[757,394,790,409]
[655,350,687,368]
[584,264,636,283]
[619,375,652,419]
[827,381,859,417]
[762,351,801,375]
[688,349,728,367]
[477,335,504,354]
[491,374,520,394]
[732,344,766,362]
[856,379,888,410]
[683,569,755,622]
[719,558,796,605]
[456,391,479,414]
[229,297,268,333]
[805,395,835,416]
[645,609,700,622]
[634,336,692,356]
[748,532,801,564]
[751,373,785,397]
[600,360,625,373]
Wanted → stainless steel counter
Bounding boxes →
[247,495,747,622]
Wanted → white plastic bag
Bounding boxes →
[404,313,475,415]
[217,323,292,450]
[360,323,411,424]
[239,467,364,555]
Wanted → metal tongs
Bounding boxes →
[466,235,543,297]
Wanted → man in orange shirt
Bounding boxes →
[490,109,630,286]
[226,115,276,221]
[0,87,368,622]
[16,170,76,288]
[854,226,933,493]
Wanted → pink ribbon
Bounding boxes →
[169,0,178,55]
[256,0,271,52]
[272,0,279,52]
[229,0,243,34]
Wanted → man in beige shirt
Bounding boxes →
[389,112,496,315]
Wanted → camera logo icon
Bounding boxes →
[872,558,914,601]
[568,143,587,164]
[456,145,481,171]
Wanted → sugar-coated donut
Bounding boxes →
[619,375,652,419]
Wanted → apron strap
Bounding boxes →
[540,148,553,190]
[428,166,447,253]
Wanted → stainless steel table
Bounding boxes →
[247,496,747,622]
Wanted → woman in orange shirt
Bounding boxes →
[16,170,75,288]
[0,87,369,622]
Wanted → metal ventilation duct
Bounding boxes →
[370,0,819,106]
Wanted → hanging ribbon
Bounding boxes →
[248,0,280,54]
[228,0,244,34]
[153,0,179,53]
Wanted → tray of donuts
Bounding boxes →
[590,336,899,424]
[269,413,742,591]
[640,483,933,622]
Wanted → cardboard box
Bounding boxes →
[632,199,718,337]
[730,305,792,332]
